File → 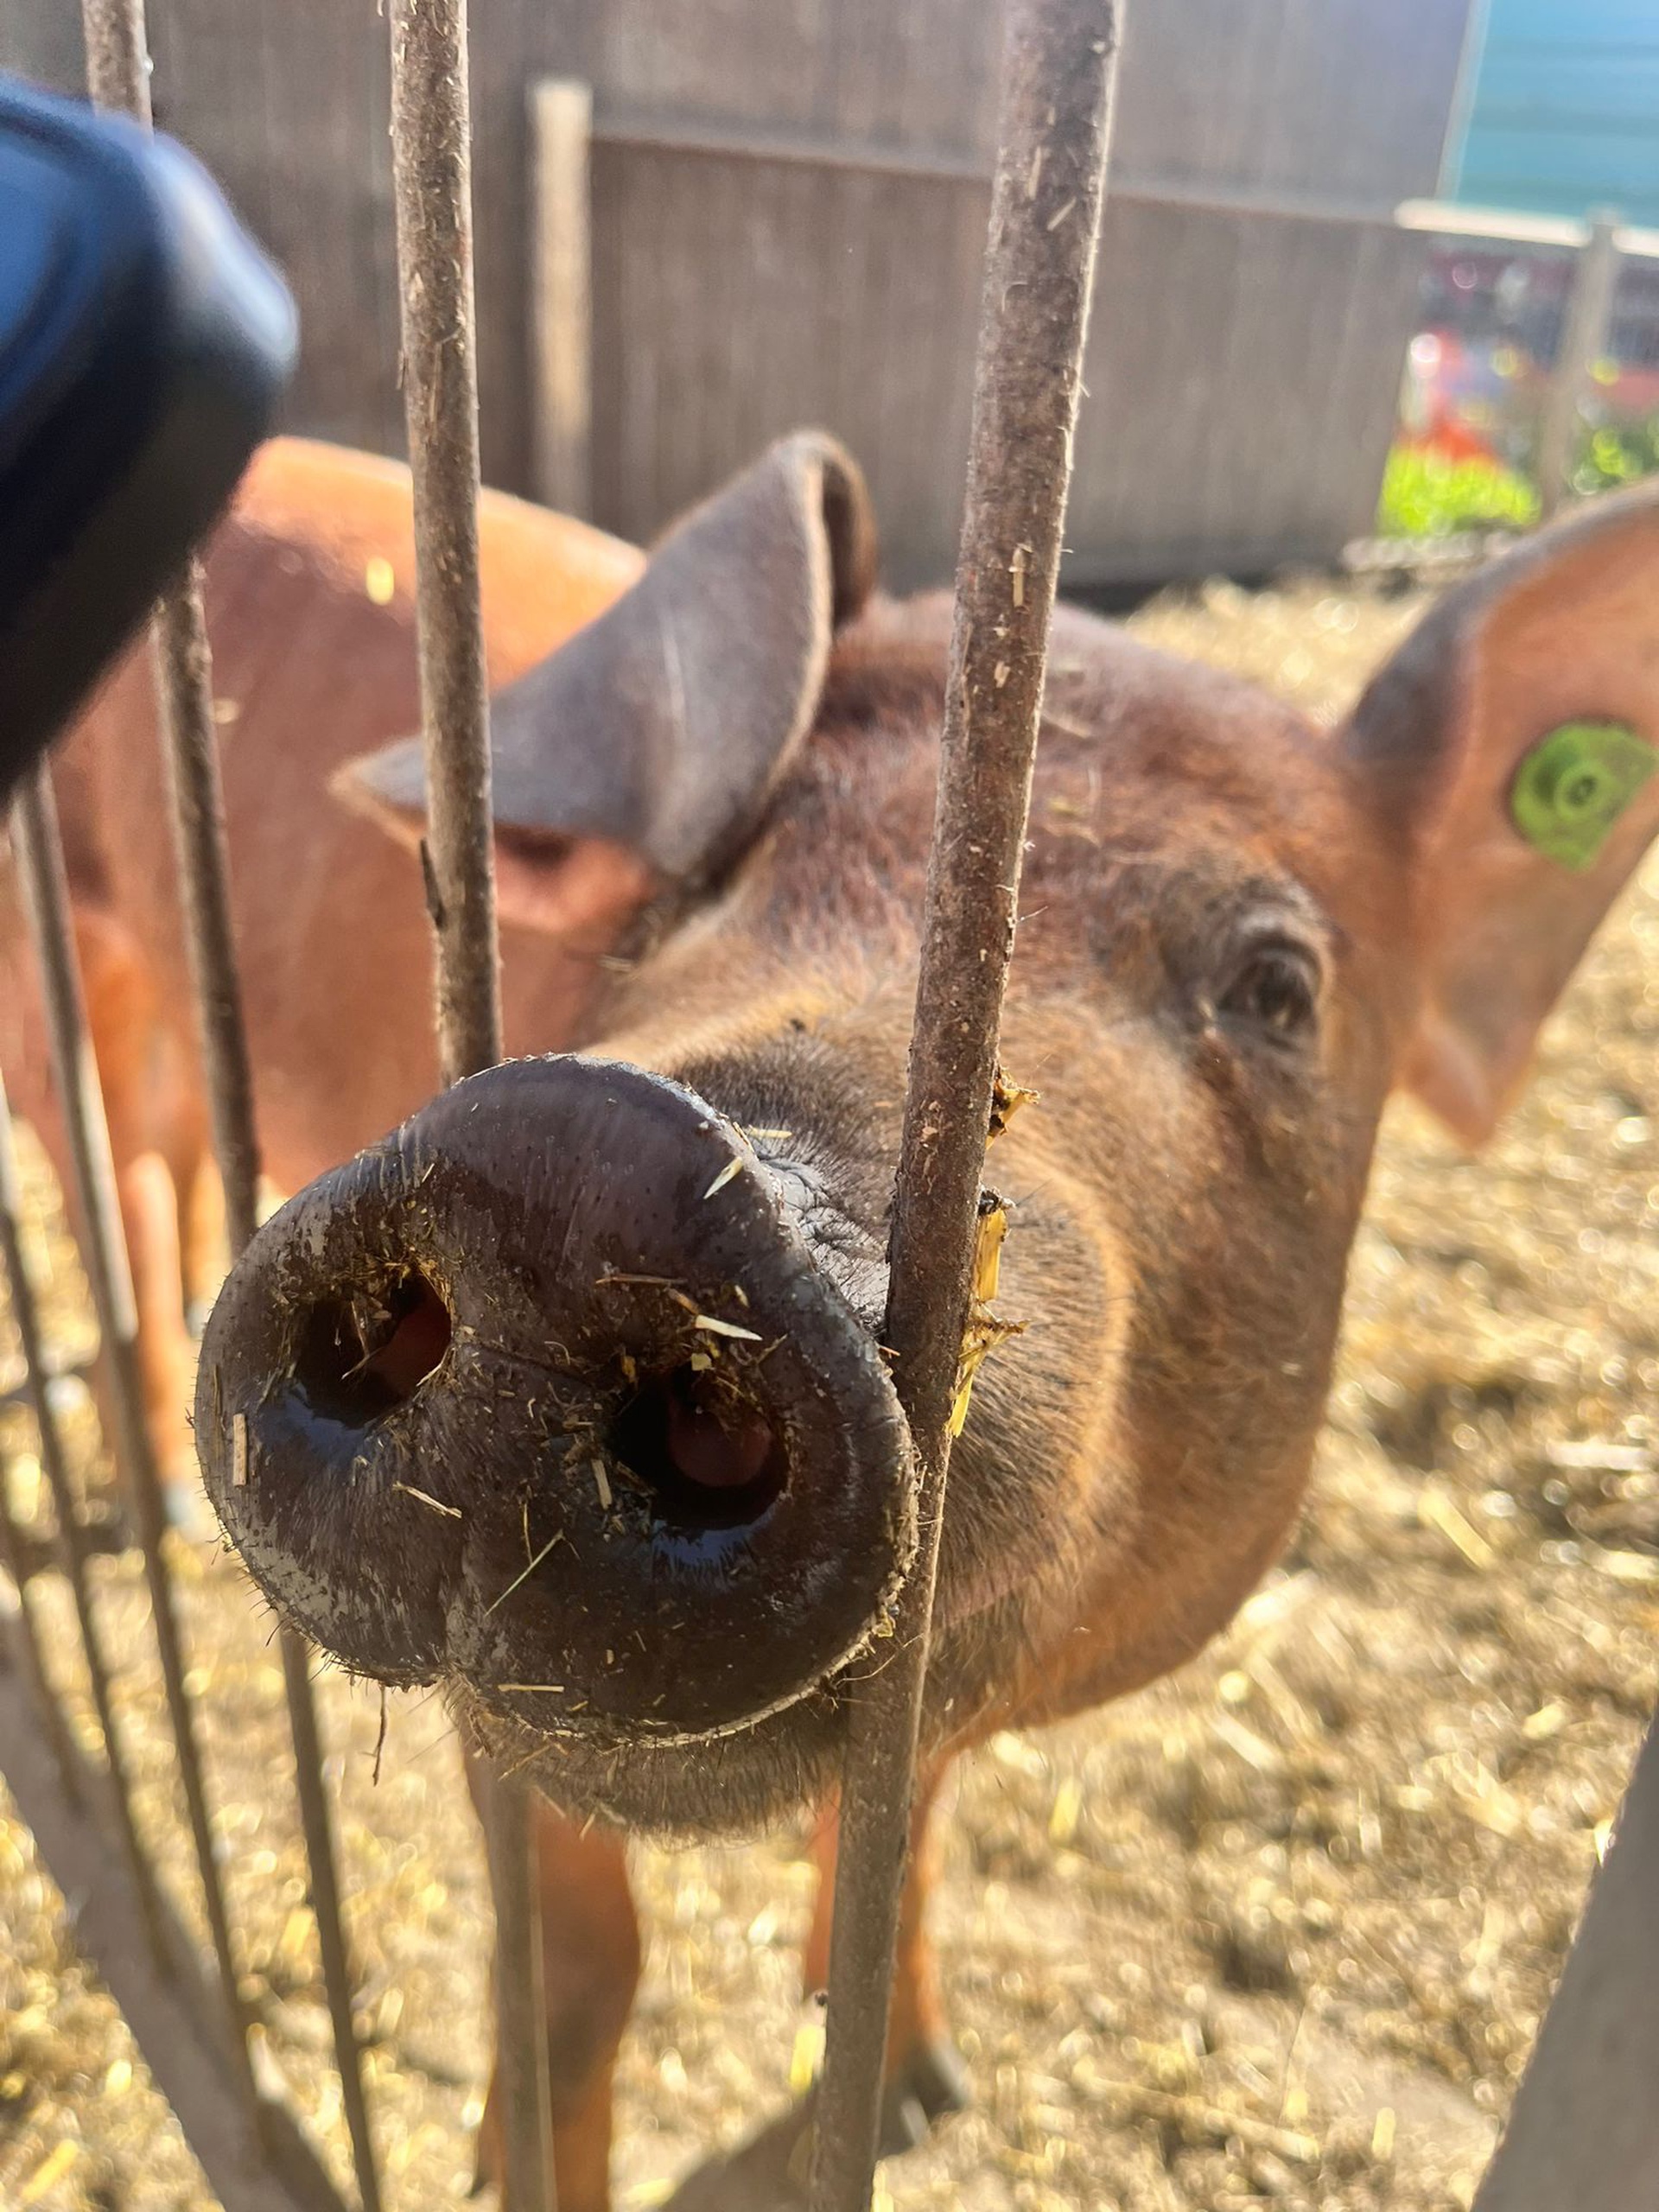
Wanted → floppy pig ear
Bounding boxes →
[1343,485,1659,1146]
[334,432,878,912]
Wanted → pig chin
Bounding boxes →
[453,1671,855,1839]
[450,1574,1032,1840]
[194,1054,923,1836]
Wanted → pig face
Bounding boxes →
[197,436,1659,1836]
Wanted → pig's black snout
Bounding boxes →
[195,1057,915,1743]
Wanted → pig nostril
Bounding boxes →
[608,1366,786,1532]
[293,1268,453,1424]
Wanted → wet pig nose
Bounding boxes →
[194,1056,915,1743]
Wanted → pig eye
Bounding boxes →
[1215,937,1321,1046]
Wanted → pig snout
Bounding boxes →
[194,1056,915,1751]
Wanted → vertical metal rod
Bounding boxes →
[1537,209,1621,520]
[389,4,554,2208]
[151,581,386,2212]
[146,589,262,1262]
[0,1466,78,1794]
[76,0,388,2190]
[12,769,256,2109]
[0,1070,170,1964]
[389,0,502,1094]
[809,5,1121,2208]
[0,1306,84,1812]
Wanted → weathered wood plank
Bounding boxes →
[146,0,403,459]
[529,77,594,518]
[1073,204,1427,578]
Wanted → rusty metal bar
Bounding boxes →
[0,1068,169,1964]
[151,575,386,2212]
[12,767,256,2106]
[0,1264,83,1812]
[389,0,502,1093]
[388,4,554,2208]
[77,0,388,2191]
[147,586,263,1261]
[809,4,1121,2207]
[0,1482,75,1790]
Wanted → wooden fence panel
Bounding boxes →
[0,0,1478,588]
[147,0,403,461]
[1071,203,1429,580]
[588,142,984,582]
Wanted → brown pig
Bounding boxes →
[190,434,1659,2207]
[1,435,645,1490]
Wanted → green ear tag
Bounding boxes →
[1510,721,1657,872]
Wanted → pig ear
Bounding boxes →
[334,432,878,912]
[1342,485,1659,1146]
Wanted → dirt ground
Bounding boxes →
[4,566,1659,2212]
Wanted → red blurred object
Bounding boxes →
[1404,401,1499,465]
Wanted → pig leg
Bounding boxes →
[467,1758,642,2212]
[663,1763,968,2211]
[10,909,202,1497]
[168,1109,225,1335]
[801,1761,971,2148]
[76,914,203,1492]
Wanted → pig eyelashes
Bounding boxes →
[1212,932,1324,1046]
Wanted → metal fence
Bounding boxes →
[0,1,1113,2208]
[2,2,1657,2209]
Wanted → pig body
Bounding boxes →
[2,438,644,1479]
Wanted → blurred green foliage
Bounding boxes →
[1376,444,1541,537]
[1572,417,1659,497]
[1377,412,1659,537]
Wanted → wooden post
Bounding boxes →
[1473,1704,1659,2208]
[530,78,594,520]
[1537,208,1621,520]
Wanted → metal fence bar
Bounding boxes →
[388,0,502,1095]
[0,1475,73,1787]
[0,1071,169,1963]
[76,0,388,2193]
[388,4,555,2208]
[152,569,386,2212]
[808,4,1121,2207]
[11,768,257,2108]
[0,1238,84,1812]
